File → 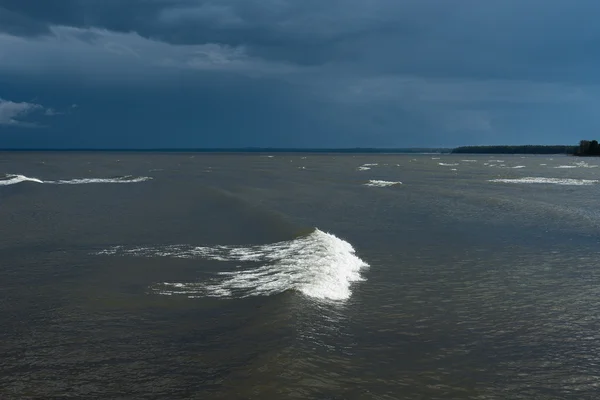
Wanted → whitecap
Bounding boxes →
[573,161,599,168]
[364,180,402,187]
[357,166,371,171]
[49,176,152,184]
[96,229,369,302]
[554,165,577,169]
[461,160,477,162]
[489,177,598,185]
[0,174,43,186]
[0,174,152,186]
[438,162,459,166]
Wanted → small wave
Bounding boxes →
[489,177,598,185]
[438,162,458,166]
[358,163,378,170]
[97,229,369,302]
[461,160,477,162]
[509,166,526,169]
[364,180,402,187]
[488,159,504,162]
[554,165,577,169]
[0,174,152,186]
[0,174,44,186]
[573,161,599,168]
[50,176,152,185]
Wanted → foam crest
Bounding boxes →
[0,174,44,186]
[438,162,458,166]
[365,180,401,187]
[0,174,152,186]
[97,229,369,302]
[358,163,378,170]
[50,176,152,184]
[489,177,598,185]
[573,161,598,168]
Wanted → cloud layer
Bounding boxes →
[1,0,599,147]
[0,98,43,127]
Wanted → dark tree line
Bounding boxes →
[451,145,577,154]
[576,140,600,156]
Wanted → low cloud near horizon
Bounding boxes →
[1,0,600,148]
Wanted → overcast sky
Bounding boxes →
[1,0,599,148]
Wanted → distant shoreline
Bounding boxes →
[0,144,589,155]
[0,148,453,154]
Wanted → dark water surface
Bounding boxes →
[1,152,600,399]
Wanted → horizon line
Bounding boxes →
[0,145,575,153]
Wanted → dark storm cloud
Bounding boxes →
[1,0,600,147]
[3,0,600,79]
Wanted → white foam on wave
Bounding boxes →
[0,174,152,186]
[554,165,577,169]
[0,174,44,186]
[438,162,458,166]
[461,160,477,162]
[573,161,599,168]
[489,177,598,185]
[358,163,378,170]
[364,180,402,187]
[97,229,368,302]
[509,166,526,169]
[50,176,152,184]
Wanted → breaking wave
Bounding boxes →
[364,180,402,187]
[50,176,152,184]
[438,163,458,166]
[0,174,43,186]
[0,174,152,186]
[489,177,598,185]
[358,163,377,171]
[96,229,369,302]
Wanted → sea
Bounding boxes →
[1,152,600,399]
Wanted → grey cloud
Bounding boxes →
[0,97,43,127]
[1,0,599,147]
[3,0,600,81]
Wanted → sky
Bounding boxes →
[1,0,600,149]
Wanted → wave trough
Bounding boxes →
[97,229,369,301]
